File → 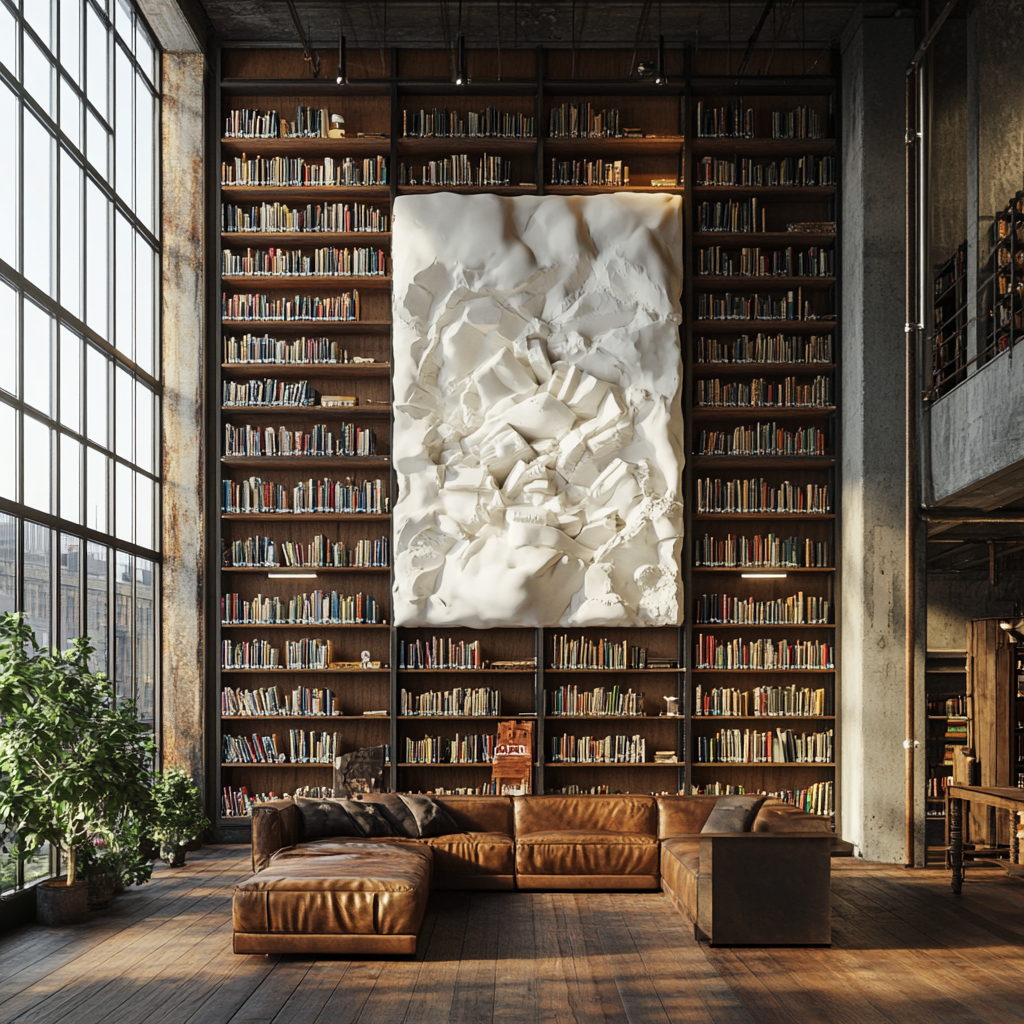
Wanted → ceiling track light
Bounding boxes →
[454,32,467,86]
[337,20,348,86]
[655,33,666,85]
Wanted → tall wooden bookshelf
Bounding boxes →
[210,45,840,836]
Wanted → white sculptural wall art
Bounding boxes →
[391,192,683,628]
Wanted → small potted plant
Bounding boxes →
[150,768,209,867]
[0,614,156,925]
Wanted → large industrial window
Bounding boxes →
[0,0,161,894]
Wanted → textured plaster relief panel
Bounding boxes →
[392,192,684,628]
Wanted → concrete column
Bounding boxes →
[159,50,207,787]
[839,18,918,864]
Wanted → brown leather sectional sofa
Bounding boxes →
[233,793,833,954]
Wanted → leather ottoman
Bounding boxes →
[232,841,433,955]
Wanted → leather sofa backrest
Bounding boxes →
[752,798,832,833]
[434,795,514,836]
[513,795,658,835]
[655,795,721,838]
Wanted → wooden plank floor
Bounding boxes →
[2,846,1024,1024]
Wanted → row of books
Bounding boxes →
[696,154,835,187]
[548,686,646,717]
[221,637,332,670]
[697,423,829,457]
[926,774,951,798]
[927,695,968,716]
[221,785,334,817]
[224,423,377,458]
[399,687,501,717]
[223,379,316,407]
[695,478,832,515]
[694,684,832,718]
[696,246,834,278]
[221,247,389,278]
[695,636,834,670]
[698,199,767,233]
[549,636,657,671]
[225,106,346,139]
[404,734,496,764]
[221,591,383,625]
[398,637,483,670]
[227,534,389,568]
[695,102,825,140]
[413,783,501,795]
[548,103,624,138]
[221,155,388,187]
[691,781,835,817]
[222,685,339,717]
[695,333,833,364]
[222,292,360,322]
[222,477,388,515]
[549,159,629,187]
[693,727,833,764]
[402,107,535,138]
[223,732,284,763]
[695,592,832,626]
[222,335,370,365]
[398,156,513,187]
[698,292,822,324]
[549,734,647,764]
[694,533,832,568]
[222,201,389,234]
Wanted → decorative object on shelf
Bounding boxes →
[392,192,684,628]
[664,696,680,716]
[0,613,157,923]
[333,745,387,796]
[492,720,535,794]
[150,768,211,868]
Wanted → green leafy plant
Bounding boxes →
[151,768,209,850]
[0,613,156,886]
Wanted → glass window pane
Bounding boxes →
[22,112,54,294]
[59,148,82,319]
[135,79,153,231]
[86,540,107,673]
[135,241,154,373]
[114,46,132,203]
[134,381,153,472]
[86,107,108,180]
[134,471,151,548]
[135,557,154,721]
[114,365,132,459]
[24,0,54,52]
[86,445,107,531]
[0,402,16,500]
[114,0,131,46]
[59,74,80,148]
[0,512,16,617]
[0,85,16,269]
[0,278,16,397]
[60,432,80,523]
[23,520,51,648]
[59,326,80,430]
[59,531,81,648]
[85,2,108,120]
[22,300,53,416]
[23,32,54,118]
[114,459,132,541]
[23,843,53,885]
[85,178,108,338]
[85,345,107,444]
[60,0,80,82]
[114,548,132,699]
[0,6,16,75]
[23,415,51,513]
[115,210,132,355]
[136,22,156,85]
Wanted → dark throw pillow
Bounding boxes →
[340,799,398,838]
[294,795,363,839]
[363,793,421,837]
[700,795,767,834]
[398,794,460,838]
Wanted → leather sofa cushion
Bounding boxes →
[752,799,832,833]
[660,838,700,921]
[435,796,514,836]
[513,795,657,836]
[424,832,515,876]
[656,796,719,838]
[516,830,660,878]
[233,845,432,937]
[270,837,425,863]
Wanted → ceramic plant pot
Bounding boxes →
[87,871,116,910]
[159,842,187,867]
[35,877,89,926]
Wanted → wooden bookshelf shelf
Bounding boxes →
[692,761,836,767]
[397,185,538,195]
[692,567,835,573]
[220,137,391,156]
[692,405,836,419]
[223,715,388,721]
[220,405,391,417]
[692,715,835,721]
[694,276,836,289]
[691,513,836,521]
[222,566,391,574]
[221,668,392,675]
[694,232,835,246]
[221,232,391,246]
[396,668,536,675]
[220,186,392,201]
[693,456,835,469]
[398,137,536,153]
[691,669,836,675]
[221,622,391,629]
[692,185,836,199]
[694,320,837,332]
[398,715,530,721]
[689,138,836,156]
[545,184,685,195]
[545,668,682,675]
[221,275,392,289]
[544,136,685,155]
[221,513,392,522]
[692,362,836,376]
[221,363,391,377]
[692,623,834,630]
[221,458,391,470]
[221,320,392,333]
[544,762,678,768]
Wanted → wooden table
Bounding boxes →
[947,784,1024,894]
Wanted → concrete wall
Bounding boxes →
[840,17,919,864]
[928,571,1024,649]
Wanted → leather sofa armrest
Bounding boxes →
[251,798,301,873]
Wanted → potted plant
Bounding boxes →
[150,768,209,867]
[0,614,156,925]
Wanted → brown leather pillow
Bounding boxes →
[399,795,459,838]
[700,795,766,833]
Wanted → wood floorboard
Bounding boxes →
[3,850,1024,1024]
